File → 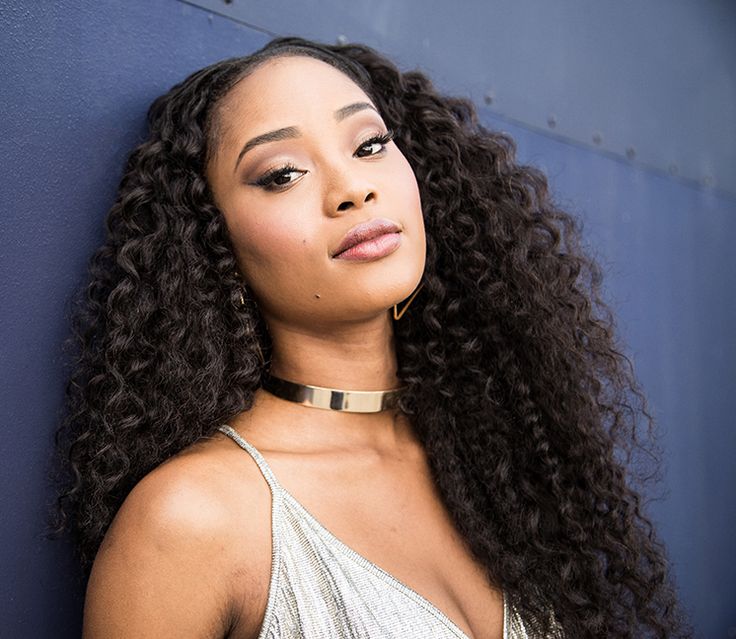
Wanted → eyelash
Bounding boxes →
[253,129,395,191]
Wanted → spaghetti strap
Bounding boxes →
[217,423,285,638]
[217,423,282,494]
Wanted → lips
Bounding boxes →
[332,218,402,258]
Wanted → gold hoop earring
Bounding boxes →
[393,282,424,320]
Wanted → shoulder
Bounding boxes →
[83,433,273,639]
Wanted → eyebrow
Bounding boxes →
[233,101,379,172]
[334,101,377,122]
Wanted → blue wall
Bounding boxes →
[2,1,734,636]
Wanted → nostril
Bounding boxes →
[337,201,353,211]
[364,192,375,203]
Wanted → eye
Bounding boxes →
[253,163,307,191]
[355,129,394,158]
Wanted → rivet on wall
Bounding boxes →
[336,34,348,45]
[625,146,636,160]
[547,115,557,129]
[592,132,603,146]
[484,93,494,106]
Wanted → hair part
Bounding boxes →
[200,40,376,165]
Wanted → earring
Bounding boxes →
[393,282,424,320]
[234,271,246,308]
[233,272,266,366]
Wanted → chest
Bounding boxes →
[251,449,505,639]
[315,491,504,639]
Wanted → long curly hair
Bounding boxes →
[52,36,690,637]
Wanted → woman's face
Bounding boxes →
[206,55,425,329]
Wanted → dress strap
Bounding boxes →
[217,424,282,494]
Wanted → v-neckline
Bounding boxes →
[218,424,507,639]
[279,484,507,639]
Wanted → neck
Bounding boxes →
[266,314,401,391]
[244,388,416,453]
[236,313,416,452]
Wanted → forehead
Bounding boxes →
[217,55,373,134]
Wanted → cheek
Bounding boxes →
[225,207,314,282]
[394,155,424,226]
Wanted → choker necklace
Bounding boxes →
[261,374,405,413]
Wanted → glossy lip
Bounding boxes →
[332,217,402,258]
[333,232,402,261]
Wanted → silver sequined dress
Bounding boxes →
[218,424,563,639]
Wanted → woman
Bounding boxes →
[54,36,690,638]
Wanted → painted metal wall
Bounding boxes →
[1,1,733,636]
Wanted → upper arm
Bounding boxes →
[82,461,242,639]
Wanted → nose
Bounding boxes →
[336,189,376,212]
[325,166,377,216]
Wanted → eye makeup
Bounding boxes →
[250,129,395,192]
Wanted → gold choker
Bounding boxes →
[261,374,405,413]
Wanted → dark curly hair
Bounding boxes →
[52,36,691,637]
